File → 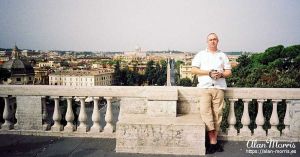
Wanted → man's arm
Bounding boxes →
[191,67,210,76]
[221,69,232,78]
[191,66,232,79]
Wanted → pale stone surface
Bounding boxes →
[147,101,176,117]
[116,114,206,155]
[177,98,200,114]
[290,100,300,137]
[51,97,63,132]
[240,99,252,136]
[0,86,300,156]
[254,100,266,136]
[64,97,75,132]
[227,99,238,136]
[90,97,102,133]
[15,96,43,130]
[77,97,89,133]
[104,97,115,133]
[120,98,147,114]
[2,97,13,130]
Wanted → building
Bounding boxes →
[113,46,147,62]
[179,64,193,80]
[37,60,61,68]
[1,45,35,85]
[49,69,114,86]
[33,67,50,85]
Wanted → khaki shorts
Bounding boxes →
[200,88,225,132]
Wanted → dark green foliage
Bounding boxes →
[0,68,10,82]
[227,44,300,88]
[179,77,192,87]
[145,60,156,85]
[192,75,198,87]
[113,60,166,86]
[174,60,184,85]
[113,61,122,85]
[221,44,299,133]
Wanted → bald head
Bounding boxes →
[206,33,219,52]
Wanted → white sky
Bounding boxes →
[0,0,299,52]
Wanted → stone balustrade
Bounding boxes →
[0,85,299,155]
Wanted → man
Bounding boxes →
[191,33,232,154]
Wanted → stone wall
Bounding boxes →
[15,96,43,130]
[116,88,206,156]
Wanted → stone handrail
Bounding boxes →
[0,85,299,155]
[0,85,177,137]
[177,87,300,141]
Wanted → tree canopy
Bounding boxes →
[227,45,300,88]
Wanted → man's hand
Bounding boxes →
[210,71,223,79]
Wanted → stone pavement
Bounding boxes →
[0,135,299,157]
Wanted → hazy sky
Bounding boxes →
[0,0,299,52]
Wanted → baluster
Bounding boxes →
[104,97,114,133]
[90,97,102,133]
[282,101,291,136]
[254,99,266,136]
[77,97,88,132]
[268,99,281,137]
[51,96,63,131]
[42,96,50,131]
[227,99,238,136]
[240,99,252,136]
[64,97,75,132]
[2,96,13,130]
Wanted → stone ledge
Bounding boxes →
[0,130,115,139]
[116,114,206,156]
[218,134,300,142]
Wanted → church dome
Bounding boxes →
[2,58,34,75]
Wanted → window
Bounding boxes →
[16,78,21,81]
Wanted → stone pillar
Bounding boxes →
[77,97,88,132]
[90,97,102,133]
[104,97,114,133]
[166,59,171,86]
[51,96,63,132]
[2,96,13,130]
[282,101,291,136]
[268,99,281,137]
[227,99,237,136]
[42,96,50,131]
[64,97,75,132]
[240,99,252,136]
[254,99,266,136]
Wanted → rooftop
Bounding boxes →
[49,69,114,76]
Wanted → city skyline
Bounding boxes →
[0,0,299,52]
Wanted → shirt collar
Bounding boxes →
[205,48,220,53]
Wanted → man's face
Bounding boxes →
[207,34,219,50]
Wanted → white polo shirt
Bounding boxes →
[191,49,231,89]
